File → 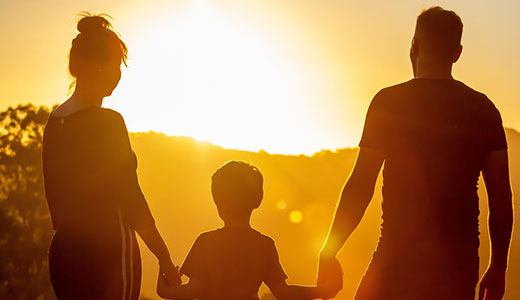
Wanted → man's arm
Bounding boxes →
[478,149,513,300]
[318,147,384,296]
[320,147,384,256]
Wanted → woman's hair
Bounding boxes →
[68,13,128,87]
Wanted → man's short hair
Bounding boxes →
[211,161,263,210]
[415,6,463,60]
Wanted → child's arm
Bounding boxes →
[157,273,204,300]
[267,281,335,300]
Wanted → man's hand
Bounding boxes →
[317,254,343,299]
[159,258,182,286]
[479,149,513,300]
[478,267,506,300]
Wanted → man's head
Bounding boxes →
[211,161,263,221]
[411,7,463,70]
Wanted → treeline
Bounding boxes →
[0,105,55,299]
[0,104,519,299]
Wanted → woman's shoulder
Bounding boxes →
[64,107,128,134]
[77,107,127,130]
[96,108,130,138]
[49,105,122,122]
[95,107,124,123]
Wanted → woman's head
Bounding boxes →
[68,13,128,97]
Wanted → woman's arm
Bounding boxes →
[137,224,181,285]
[105,111,181,284]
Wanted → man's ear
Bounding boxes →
[452,44,463,63]
[410,37,419,76]
[410,37,419,57]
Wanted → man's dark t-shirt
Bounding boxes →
[356,78,507,299]
[180,227,288,300]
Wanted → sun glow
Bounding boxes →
[107,0,343,155]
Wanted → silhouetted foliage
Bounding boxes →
[0,104,55,299]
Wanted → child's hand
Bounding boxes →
[157,272,168,298]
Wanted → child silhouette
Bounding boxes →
[157,161,340,300]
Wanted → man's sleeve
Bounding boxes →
[483,101,507,152]
[359,91,391,152]
[263,238,288,286]
[180,235,208,281]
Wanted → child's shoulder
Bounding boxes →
[192,229,220,241]
[250,229,276,245]
[196,227,276,245]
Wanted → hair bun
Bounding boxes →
[77,14,112,34]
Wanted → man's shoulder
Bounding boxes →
[365,80,415,110]
[371,80,416,104]
[377,79,493,103]
[378,79,417,93]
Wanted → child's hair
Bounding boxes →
[211,161,263,210]
[68,13,128,87]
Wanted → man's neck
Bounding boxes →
[414,59,454,80]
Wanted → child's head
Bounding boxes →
[211,161,263,220]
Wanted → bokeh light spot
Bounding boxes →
[289,210,303,223]
[277,200,287,210]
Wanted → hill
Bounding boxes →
[129,128,520,300]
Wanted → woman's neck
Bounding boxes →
[71,81,104,107]
[53,84,104,117]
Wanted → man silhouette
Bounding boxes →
[318,7,513,300]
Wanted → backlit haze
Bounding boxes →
[1,0,519,154]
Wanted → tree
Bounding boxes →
[0,104,55,299]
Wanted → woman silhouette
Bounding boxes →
[42,14,180,299]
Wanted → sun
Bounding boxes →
[107,0,341,155]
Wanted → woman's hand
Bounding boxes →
[157,271,176,299]
[159,258,182,286]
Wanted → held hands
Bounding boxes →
[157,262,182,299]
[317,254,343,299]
[159,258,182,286]
[157,270,182,299]
[157,271,171,298]
[478,267,506,300]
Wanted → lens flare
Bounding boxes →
[289,210,303,223]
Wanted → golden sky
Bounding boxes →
[1,0,519,154]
